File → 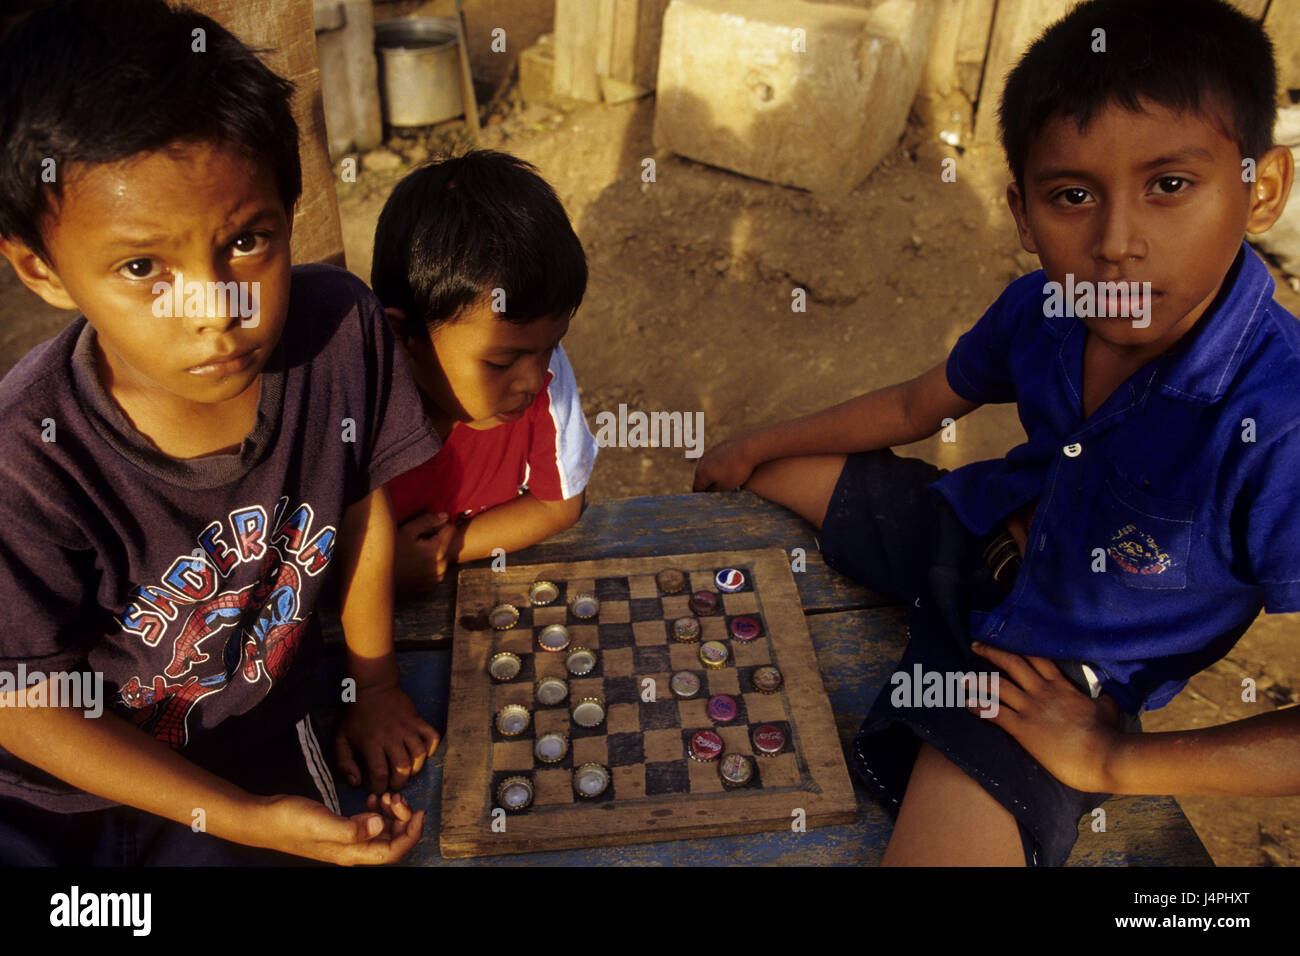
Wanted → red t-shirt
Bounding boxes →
[387,343,597,523]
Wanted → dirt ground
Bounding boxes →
[1,28,1296,867]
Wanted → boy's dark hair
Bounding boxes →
[0,0,301,264]
[999,0,1277,188]
[371,150,588,337]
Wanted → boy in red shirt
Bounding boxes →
[371,151,597,593]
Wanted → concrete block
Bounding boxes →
[519,33,556,105]
[652,0,935,193]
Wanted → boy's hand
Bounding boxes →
[967,642,1126,793]
[335,683,441,793]
[394,511,456,592]
[694,437,758,492]
[252,791,424,865]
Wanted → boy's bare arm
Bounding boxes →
[0,693,421,863]
[1106,707,1300,796]
[447,492,583,565]
[394,493,583,595]
[694,359,979,490]
[972,643,1300,796]
[334,486,440,791]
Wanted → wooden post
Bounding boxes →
[973,0,1071,144]
[189,0,345,268]
[553,0,602,101]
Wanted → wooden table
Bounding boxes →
[314,492,1213,866]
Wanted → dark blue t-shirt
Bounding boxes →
[0,265,440,811]
[933,244,1300,712]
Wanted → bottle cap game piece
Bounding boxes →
[752,665,784,694]
[672,616,701,642]
[529,580,560,606]
[535,675,569,706]
[656,568,687,594]
[706,694,738,722]
[688,730,724,762]
[752,724,786,756]
[495,704,531,736]
[670,671,701,699]
[565,646,597,676]
[534,731,569,764]
[497,775,534,811]
[688,590,719,616]
[573,762,611,798]
[699,640,729,669]
[718,753,755,788]
[488,651,522,681]
[538,623,571,652]
[571,696,606,727]
[714,568,746,593]
[728,615,761,641]
[489,603,520,630]
[569,592,600,619]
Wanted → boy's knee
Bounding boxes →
[743,455,846,529]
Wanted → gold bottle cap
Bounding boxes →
[569,592,600,619]
[497,775,534,811]
[488,651,522,681]
[571,696,606,728]
[535,675,569,706]
[655,568,688,594]
[495,703,531,736]
[534,732,569,764]
[565,646,597,676]
[699,640,730,669]
[537,623,571,652]
[752,665,783,694]
[670,670,701,699]
[529,580,559,606]
[718,752,755,788]
[672,616,701,643]
[573,762,610,798]
[489,603,520,630]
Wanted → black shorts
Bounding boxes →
[820,449,1139,867]
[0,712,339,866]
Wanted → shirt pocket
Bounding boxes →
[1094,465,1194,591]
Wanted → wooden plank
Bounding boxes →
[553,0,602,101]
[1265,0,1300,98]
[453,0,481,139]
[311,606,1213,865]
[923,0,965,96]
[438,549,859,858]
[955,0,997,102]
[318,492,890,651]
[189,0,345,267]
[974,0,1071,143]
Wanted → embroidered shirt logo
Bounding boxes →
[1108,523,1173,575]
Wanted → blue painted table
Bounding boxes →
[315,492,1213,866]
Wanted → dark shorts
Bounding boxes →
[0,712,338,866]
[820,449,1139,867]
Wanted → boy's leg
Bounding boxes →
[743,454,846,529]
[881,742,1026,866]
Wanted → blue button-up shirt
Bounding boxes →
[932,243,1300,712]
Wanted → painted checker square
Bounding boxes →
[441,548,858,857]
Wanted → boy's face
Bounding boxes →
[1007,99,1292,362]
[2,141,291,416]
[397,300,569,431]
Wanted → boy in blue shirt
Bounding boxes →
[0,0,440,864]
[696,0,1298,865]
